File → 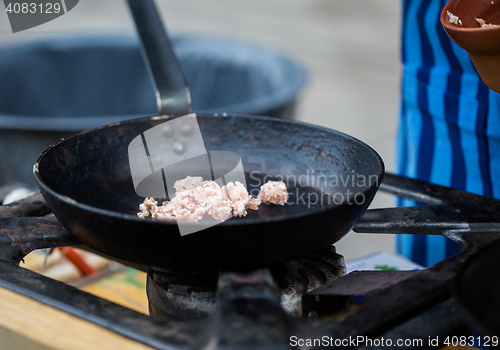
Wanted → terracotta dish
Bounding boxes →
[441,0,500,92]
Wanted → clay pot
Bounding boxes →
[441,0,500,92]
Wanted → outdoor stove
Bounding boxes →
[0,173,498,349]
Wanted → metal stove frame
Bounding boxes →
[0,173,498,349]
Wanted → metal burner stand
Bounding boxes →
[0,173,499,349]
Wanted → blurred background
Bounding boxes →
[0,0,401,258]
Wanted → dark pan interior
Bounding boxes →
[34,114,384,270]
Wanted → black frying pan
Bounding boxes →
[33,114,384,271]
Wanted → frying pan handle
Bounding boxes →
[126,0,192,116]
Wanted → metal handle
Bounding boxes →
[126,0,192,116]
[354,203,500,235]
[379,173,492,205]
[354,173,500,248]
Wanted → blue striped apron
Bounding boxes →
[396,0,500,266]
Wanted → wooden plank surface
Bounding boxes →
[80,268,149,315]
[0,287,153,350]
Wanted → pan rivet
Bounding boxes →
[173,141,186,155]
[162,125,175,138]
[180,123,194,136]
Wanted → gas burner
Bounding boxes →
[147,266,219,321]
[1,173,500,349]
[147,247,346,321]
[278,247,345,316]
